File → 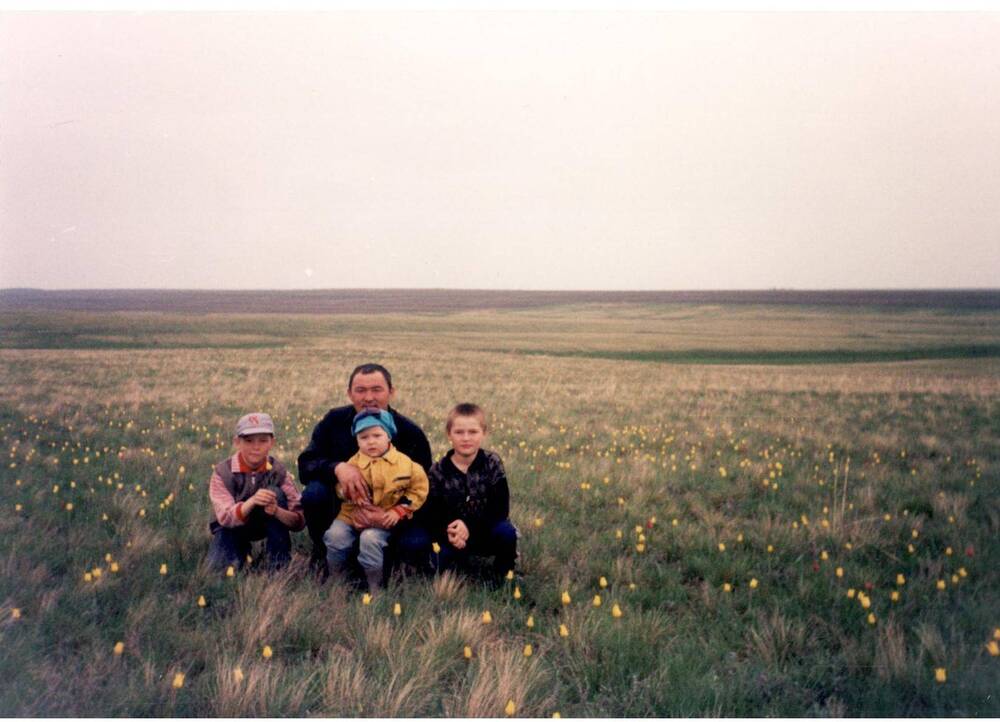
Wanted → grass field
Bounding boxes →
[1,299,998,716]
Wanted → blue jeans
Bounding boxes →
[207,489,291,571]
[324,519,392,573]
[434,519,518,577]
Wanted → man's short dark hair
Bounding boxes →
[348,363,393,390]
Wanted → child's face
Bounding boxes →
[357,425,391,457]
[237,433,274,467]
[447,415,486,458]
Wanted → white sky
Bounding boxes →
[2,10,999,290]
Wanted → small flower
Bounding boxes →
[820,551,829,561]
[722,583,732,593]
[936,579,946,591]
[233,666,244,682]
[83,572,93,582]
[945,546,953,556]
[561,591,571,606]
[513,586,522,600]
[526,615,535,629]
[431,542,441,554]
[958,567,967,578]
[393,602,402,616]
[611,603,623,618]
[718,543,726,552]
[847,589,856,599]
[552,713,561,719]
[867,613,876,625]
[159,563,168,575]
[985,641,999,657]
[463,645,473,659]
[592,595,602,607]
[262,645,273,659]
[505,699,516,716]
[767,544,774,553]
[65,502,73,511]
[506,570,515,581]
[890,591,900,602]
[172,672,185,689]
[197,595,206,608]
[113,641,124,656]
[896,573,905,586]
[835,567,843,578]
[635,543,645,553]
[598,576,608,589]
[749,578,759,589]
[11,608,21,620]
[362,593,372,605]
[482,610,493,624]
[860,594,871,610]
[226,565,235,578]
[934,667,946,684]
[523,644,533,657]
[559,624,569,637]
[110,562,119,573]
[534,517,543,527]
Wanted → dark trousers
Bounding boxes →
[302,480,433,572]
[434,519,518,577]
[207,489,291,571]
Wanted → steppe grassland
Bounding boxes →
[0,304,998,716]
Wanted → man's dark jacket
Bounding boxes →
[297,405,433,488]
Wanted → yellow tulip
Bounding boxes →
[431,542,441,554]
[749,578,759,589]
[835,567,843,578]
[896,574,905,586]
[986,641,999,657]
[110,562,120,573]
[552,713,561,719]
[262,645,273,659]
[718,543,726,552]
[611,603,623,618]
[362,593,372,605]
[890,591,900,602]
[722,583,732,593]
[561,591,571,606]
[936,580,946,591]
[592,595,602,607]
[226,566,235,578]
[159,563,168,575]
[84,572,93,583]
[11,608,21,620]
[526,615,535,629]
[482,610,493,624]
[463,645,473,659]
[505,699,516,717]
[523,644,533,657]
[847,589,856,599]
[867,613,876,625]
[934,668,946,683]
[598,576,608,589]
[559,624,569,637]
[393,602,402,616]
[513,587,522,600]
[234,667,244,682]
[172,672,185,689]
[635,543,645,553]
[113,641,124,656]
[197,595,206,608]
[506,570,515,581]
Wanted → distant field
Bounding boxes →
[1,300,998,716]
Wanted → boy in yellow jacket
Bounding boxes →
[323,409,429,591]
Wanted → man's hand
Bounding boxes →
[351,503,383,529]
[381,509,401,529]
[447,519,469,550]
[334,463,371,504]
[243,488,277,514]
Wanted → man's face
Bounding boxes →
[356,426,391,458]
[236,433,274,467]
[348,371,394,412]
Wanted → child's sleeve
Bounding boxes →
[483,453,510,525]
[209,469,246,528]
[392,461,429,519]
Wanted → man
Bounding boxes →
[298,363,433,577]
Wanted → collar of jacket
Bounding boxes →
[232,453,273,474]
[443,448,486,474]
[356,444,400,469]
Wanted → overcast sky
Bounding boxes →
[2,11,998,290]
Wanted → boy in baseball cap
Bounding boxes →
[206,412,304,572]
[322,409,429,591]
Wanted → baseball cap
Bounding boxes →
[235,412,275,437]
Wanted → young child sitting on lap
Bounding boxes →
[323,409,429,591]
[424,403,517,583]
[207,412,304,572]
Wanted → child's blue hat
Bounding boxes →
[352,409,397,439]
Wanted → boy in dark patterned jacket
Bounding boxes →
[423,403,517,582]
[207,412,304,572]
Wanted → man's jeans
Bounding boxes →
[207,489,291,571]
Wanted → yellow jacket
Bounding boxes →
[336,445,429,524]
